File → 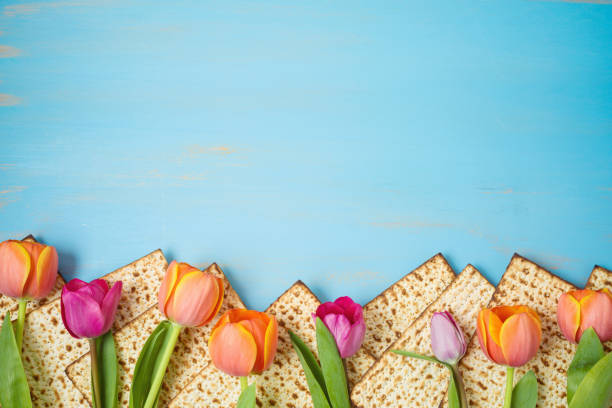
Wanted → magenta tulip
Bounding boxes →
[430,311,467,364]
[313,296,366,358]
[61,278,123,339]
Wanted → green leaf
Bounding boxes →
[315,318,350,408]
[92,331,119,408]
[446,366,460,408]
[569,351,612,408]
[129,320,171,408]
[391,350,447,367]
[511,370,537,408]
[236,383,256,408]
[289,330,331,408]
[0,313,32,408]
[567,327,605,404]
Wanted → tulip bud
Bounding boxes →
[0,239,58,300]
[557,289,612,344]
[158,261,224,327]
[430,311,466,365]
[60,278,122,339]
[476,305,541,367]
[209,309,278,377]
[312,296,366,358]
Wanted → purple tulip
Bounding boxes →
[313,296,366,358]
[430,311,467,364]
[61,278,123,339]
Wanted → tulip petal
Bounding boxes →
[75,279,107,305]
[263,316,278,371]
[239,319,268,372]
[204,277,224,325]
[169,271,220,327]
[65,278,88,291]
[31,245,58,299]
[339,318,366,358]
[499,312,541,367]
[334,296,363,324]
[208,323,257,377]
[558,293,581,343]
[158,261,179,316]
[100,281,122,333]
[431,312,465,363]
[578,291,612,343]
[314,302,344,321]
[0,241,31,298]
[61,289,106,338]
[485,310,507,365]
[60,286,79,338]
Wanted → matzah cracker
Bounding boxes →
[453,254,575,408]
[586,265,612,291]
[66,263,246,407]
[20,249,168,408]
[0,235,66,317]
[169,281,376,408]
[351,265,494,408]
[362,253,455,358]
[586,265,612,352]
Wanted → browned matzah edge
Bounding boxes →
[363,253,455,311]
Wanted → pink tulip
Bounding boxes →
[61,278,123,339]
[0,239,58,299]
[557,289,612,344]
[313,296,365,358]
[430,311,466,364]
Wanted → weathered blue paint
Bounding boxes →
[0,1,611,310]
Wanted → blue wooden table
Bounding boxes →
[1,0,610,311]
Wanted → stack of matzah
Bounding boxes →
[18,249,168,407]
[351,265,495,408]
[66,263,246,406]
[169,281,376,407]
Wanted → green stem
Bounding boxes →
[14,299,27,354]
[451,364,469,408]
[240,376,248,391]
[143,321,182,408]
[90,338,103,408]
[503,366,514,408]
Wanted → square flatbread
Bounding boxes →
[351,264,494,408]
[0,235,66,317]
[65,263,245,407]
[362,253,455,358]
[169,281,376,408]
[453,254,575,408]
[19,249,168,408]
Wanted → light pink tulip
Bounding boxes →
[313,296,365,358]
[430,311,467,364]
[61,278,122,339]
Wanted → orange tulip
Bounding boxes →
[476,305,541,367]
[208,309,278,377]
[0,239,58,299]
[557,289,612,344]
[158,261,224,327]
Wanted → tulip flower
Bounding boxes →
[61,278,122,408]
[477,305,542,408]
[430,311,467,365]
[158,260,224,327]
[312,296,365,358]
[0,239,58,352]
[131,261,225,408]
[557,289,612,344]
[209,309,278,378]
[61,278,123,339]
